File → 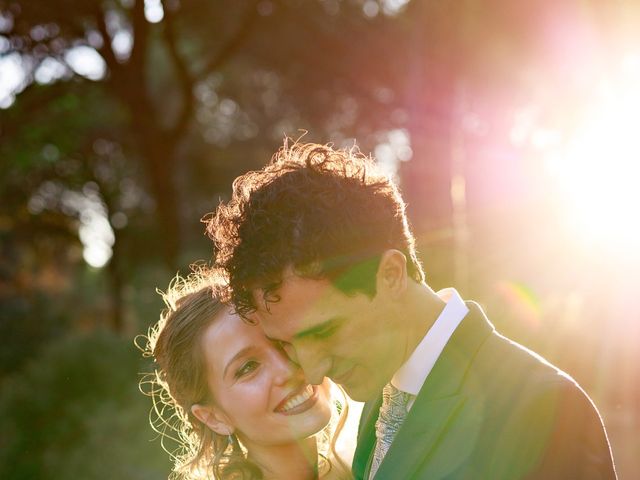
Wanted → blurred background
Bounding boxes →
[1,0,639,478]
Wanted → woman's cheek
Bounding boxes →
[238,372,272,414]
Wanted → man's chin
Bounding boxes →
[341,380,380,402]
[332,367,389,401]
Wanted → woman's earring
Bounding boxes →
[227,434,238,451]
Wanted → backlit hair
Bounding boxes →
[138,268,349,479]
[207,140,424,318]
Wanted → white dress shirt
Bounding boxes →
[391,288,469,410]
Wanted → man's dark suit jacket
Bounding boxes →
[352,302,616,479]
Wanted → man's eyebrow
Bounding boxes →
[223,346,254,379]
[294,317,342,340]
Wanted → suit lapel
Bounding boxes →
[359,302,494,479]
[353,395,383,479]
[375,393,468,479]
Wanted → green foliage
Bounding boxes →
[0,82,128,177]
[0,290,69,378]
[0,331,171,479]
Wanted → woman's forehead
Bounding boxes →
[201,310,266,373]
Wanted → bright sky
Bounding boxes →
[0,53,25,108]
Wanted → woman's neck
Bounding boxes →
[245,436,319,480]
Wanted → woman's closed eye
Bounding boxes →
[234,360,260,379]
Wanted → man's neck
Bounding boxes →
[245,435,319,480]
[397,282,447,369]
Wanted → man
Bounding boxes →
[208,141,616,479]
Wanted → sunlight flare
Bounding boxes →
[545,59,640,254]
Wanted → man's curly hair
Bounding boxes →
[206,141,425,317]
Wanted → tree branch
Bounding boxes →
[161,2,196,141]
[128,0,149,68]
[112,0,156,128]
[197,0,261,80]
[95,9,119,75]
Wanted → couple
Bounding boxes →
[144,142,617,479]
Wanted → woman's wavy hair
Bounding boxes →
[206,140,425,318]
[137,269,349,480]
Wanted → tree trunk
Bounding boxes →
[398,0,463,287]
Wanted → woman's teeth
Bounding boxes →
[281,385,314,412]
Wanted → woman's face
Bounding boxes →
[199,307,332,446]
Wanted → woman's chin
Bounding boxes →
[291,392,333,440]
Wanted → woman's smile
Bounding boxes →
[274,384,319,415]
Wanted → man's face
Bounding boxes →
[253,272,405,402]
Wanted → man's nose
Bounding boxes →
[271,346,304,386]
[296,345,332,385]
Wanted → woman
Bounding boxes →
[139,272,350,480]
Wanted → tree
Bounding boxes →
[1,0,615,333]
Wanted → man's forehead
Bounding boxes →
[251,274,334,331]
[254,273,332,311]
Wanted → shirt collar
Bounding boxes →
[391,288,469,396]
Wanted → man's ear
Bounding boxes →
[191,403,235,436]
[376,249,408,300]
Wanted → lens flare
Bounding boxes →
[544,60,640,256]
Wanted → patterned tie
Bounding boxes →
[368,383,413,479]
